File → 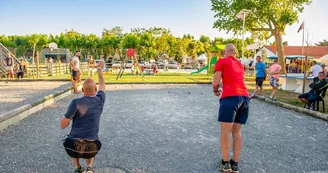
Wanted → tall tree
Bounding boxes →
[27,34,40,78]
[139,32,156,60]
[211,0,311,74]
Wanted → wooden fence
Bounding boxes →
[25,62,88,77]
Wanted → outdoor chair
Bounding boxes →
[304,99,325,113]
[303,92,326,113]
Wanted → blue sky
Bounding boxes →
[0,0,327,46]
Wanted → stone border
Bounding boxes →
[0,84,82,131]
[253,96,328,121]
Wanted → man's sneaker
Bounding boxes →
[307,103,314,110]
[218,160,232,172]
[230,159,239,173]
[273,98,278,102]
[74,167,85,173]
[86,167,94,173]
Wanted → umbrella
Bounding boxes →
[246,42,262,50]
[197,54,207,61]
[320,54,328,60]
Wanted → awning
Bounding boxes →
[267,55,305,59]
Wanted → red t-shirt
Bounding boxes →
[214,56,249,99]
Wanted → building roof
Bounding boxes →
[264,46,328,59]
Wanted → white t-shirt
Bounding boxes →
[71,56,80,71]
[310,64,322,77]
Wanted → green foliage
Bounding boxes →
[315,39,328,46]
[211,0,311,34]
[122,33,139,49]
[1,27,259,62]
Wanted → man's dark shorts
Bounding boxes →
[218,96,249,124]
[72,70,77,80]
[298,92,322,103]
[255,77,265,87]
[63,138,102,159]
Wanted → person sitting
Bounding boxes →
[298,72,328,109]
[17,59,27,79]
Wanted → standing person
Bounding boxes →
[268,58,282,101]
[320,63,327,78]
[307,61,322,82]
[134,63,139,76]
[61,60,106,173]
[250,56,266,98]
[141,64,145,74]
[153,64,158,75]
[70,51,81,94]
[17,59,27,79]
[212,44,249,173]
[87,56,96,78]
[6,53,14,80]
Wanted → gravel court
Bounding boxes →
[0,84,327,173]
[0,81,72,115]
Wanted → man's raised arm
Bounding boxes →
[97,59,105,91]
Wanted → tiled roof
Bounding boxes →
[264,46,328,59]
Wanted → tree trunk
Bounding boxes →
[36,51,39,78]
[32,44,36,79]
[274,29,286,74]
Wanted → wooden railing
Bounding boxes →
[24,62,88,78]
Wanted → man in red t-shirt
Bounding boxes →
[212,43,249,173]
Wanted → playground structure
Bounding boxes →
[190,56,218,75]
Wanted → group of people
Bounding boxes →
[62,44,247,173]
[58,44,326,173]
[250,56,328,110]
[250,56,282,101]
[5,53,27,80]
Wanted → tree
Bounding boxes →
[139,32,156,61]
[211,0,311,74]
[27,34,40,78]
[155,33,170,60]
[15,36,28,58]
[315,39,328,46]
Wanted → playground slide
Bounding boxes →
[191,65,208,75]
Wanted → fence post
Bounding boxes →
[50,63,53,76]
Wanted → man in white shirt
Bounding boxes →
[70,50,81,94]
[307,61,322,82]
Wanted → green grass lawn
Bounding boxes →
[39,72,212,83]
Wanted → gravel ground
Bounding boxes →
[0,84,328,173]
[0,81,71,115]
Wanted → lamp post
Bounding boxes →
[236,9,251,61]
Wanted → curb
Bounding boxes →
[253,96,328,121]
[0,84,82,131]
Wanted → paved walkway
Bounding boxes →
[0,84,327,173]
[0,81,71,115]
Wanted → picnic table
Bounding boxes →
[280,73,313,93]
